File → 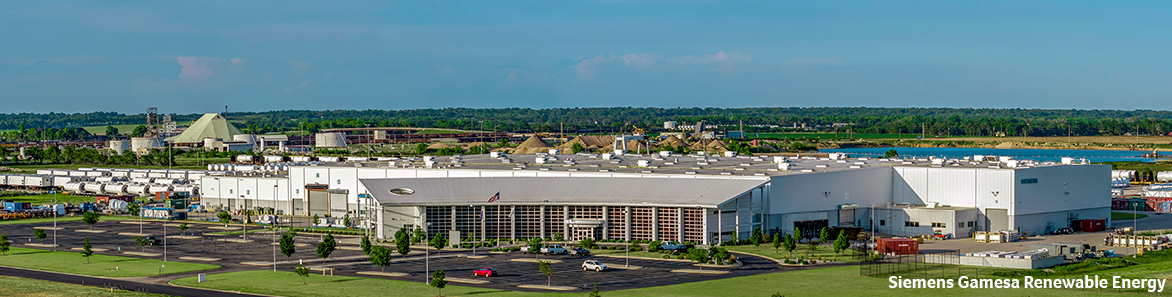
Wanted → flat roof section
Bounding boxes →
[360,176,768,207]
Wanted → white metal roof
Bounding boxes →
[360,177,768,207]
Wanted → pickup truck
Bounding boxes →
[540,245,568,255]
[660,241,689,252]
[570,247,591,257]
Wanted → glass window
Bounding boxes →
[880,220,885,226]
[246,190,250,195]
[316,173,320,178]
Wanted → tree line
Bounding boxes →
[3,107,1172,138]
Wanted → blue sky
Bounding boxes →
[1,1,1170,114]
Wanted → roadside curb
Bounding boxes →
[593,254,693,263]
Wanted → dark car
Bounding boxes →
[144,236,162,246]
[473,267,497,277]
[570,247,591,257]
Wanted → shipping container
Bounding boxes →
[1072,219,1106,232]
[877,238,919,255]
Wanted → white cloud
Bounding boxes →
[177,56,218,79]
[619,53,663,70]
[574,54,610,80]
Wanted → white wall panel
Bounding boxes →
[1014,165,1110,215]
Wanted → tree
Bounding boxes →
[394,228,411,256]
[0,233,9,255]
[361,236,372,255]
[884,149,899,158]
[312,214,321,226]
[819,227,831,244]
[552,232,563,242]
[179,223,188,235]
[590,282,601,297]
[429,269,449,296]
[688,247,710,269]
[729,231,738,244]
[539,260,553,286]
[317,233,337,264]
[81,237,93,264]
[294,264,310,284]
[648,241,662,253]
[127,201,140,217]
[571,142,585,154]
[216,211,232,227]
[130,125,149,137]
[411,227,426,244]
[415,143,429,155]
[429,232,448,252]
[580,237,596,249]
[368,246,392,272]
[134,236,148,252]
[105,126,119,138]
[527,237,543,259]
[34,229,46,244]
[783,234,797,254]
[750,226,764,250]
[773,233,783,253]
[82,212,100,230]
[794,227,801,242]
[833,230,849,254]
[280,230,297,260]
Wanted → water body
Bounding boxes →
[820,147,1154,163]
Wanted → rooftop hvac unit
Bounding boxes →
[659,151,672,157]
[724,151,737,157]
[778,163,792,170]
[602,153,613,160]
[637,160,650,167]
[549,149,560,155]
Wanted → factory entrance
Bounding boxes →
[794,219,828,241]
[566,219,603,241]
[987,208,1008,231]
[305,184,329,216]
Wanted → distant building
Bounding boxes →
[664,121,678,130]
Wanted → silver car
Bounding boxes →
[582,260,607,272]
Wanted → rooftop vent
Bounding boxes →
[389,188,414,195]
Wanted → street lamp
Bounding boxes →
[52,191,57,252]
[274,184,279,272]
[241,194,247,241]
[425,221,431,284]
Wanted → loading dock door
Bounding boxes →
[839,209,855,227]
[987,208,1008,231]
[328,189,349,217]
[308,190,328,217]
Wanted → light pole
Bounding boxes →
[52,191,57,252]
[241,195,247,241]
[273,185,278,272]
[164,217,167,262]
[425,222,431,284]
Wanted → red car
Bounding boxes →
[473,267,497,277]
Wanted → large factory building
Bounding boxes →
[200,153,1110,245]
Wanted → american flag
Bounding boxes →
[488,192,500,202]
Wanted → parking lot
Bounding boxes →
[0,218,787,291]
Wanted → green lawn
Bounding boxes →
[1112,212,1148,220]
[590,248,687,260]
[0,275,165,296]
[723,244,866,263]
[2,193,95,205]
[173,266,1124,297]
[0,215,131,225]
[0,247,219,277]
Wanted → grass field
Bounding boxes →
[2,193,95,205]
[0,275,165,297]
[723,244,866,263]
[172,265,1126,297]
[0,215,131,226]
[1112,212,1149,220]
[0,247,219,277]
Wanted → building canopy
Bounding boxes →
[360,177,767,207]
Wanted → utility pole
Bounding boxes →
[921,123,925,139]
